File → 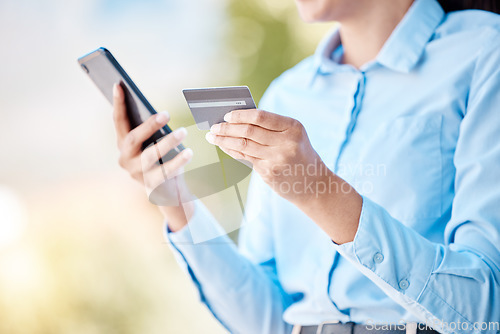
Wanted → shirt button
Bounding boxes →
[399,279,410,290]
[373,252,384,264]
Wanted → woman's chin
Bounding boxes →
[296,9,324,23]
[295,4,335,23]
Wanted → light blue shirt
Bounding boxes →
[166,0,500,333]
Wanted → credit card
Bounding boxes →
[183,86,256,130]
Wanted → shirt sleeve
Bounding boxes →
[165,172,294,334]
[333,30,500,334]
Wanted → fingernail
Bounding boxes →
[113,84,118,97]
[210,123,221,133]
[223,112,232,122]
[173,127,187,140]
[183,148,193,159]
[156,111,169,124]
[205,132,215,144]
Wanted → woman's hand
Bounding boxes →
[206,109,363,244]
[206,109,324,204]
[112,84,194,231]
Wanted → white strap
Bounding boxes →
[406,322,418,334]
[291,325,303,334]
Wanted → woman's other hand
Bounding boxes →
[112,83,193,231]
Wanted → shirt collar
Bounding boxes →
[312,0,445,76]
[376,0,444,72]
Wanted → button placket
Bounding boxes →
[333,72,366,173]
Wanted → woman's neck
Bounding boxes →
[338,0,414,69]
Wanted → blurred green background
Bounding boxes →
[0,0,330,333]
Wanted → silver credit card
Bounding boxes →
[183,86,256,130]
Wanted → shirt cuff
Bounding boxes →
[162,200,243,332]
[165,199,230,245]
[333,196,437,307]
[163,199,248,291]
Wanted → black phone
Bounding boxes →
[77,47,184,161]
